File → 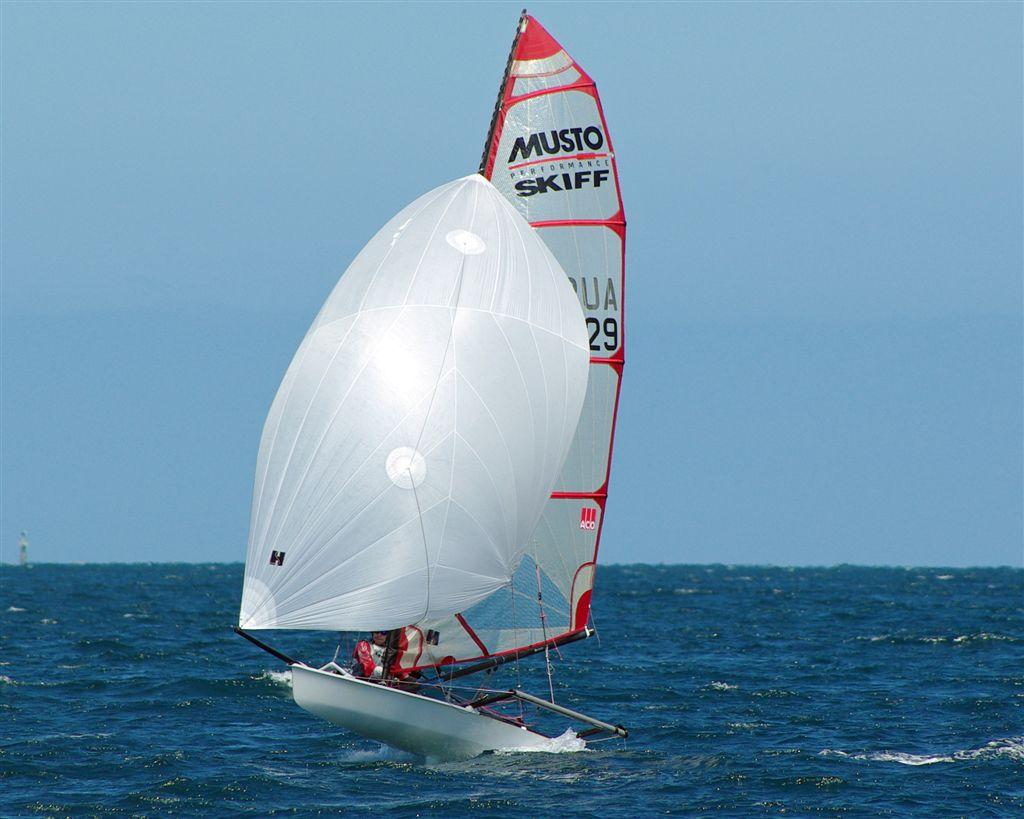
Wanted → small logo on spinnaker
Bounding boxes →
[269,550,286,566]
[579,507,597,531]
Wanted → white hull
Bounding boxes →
[290,664,557,761]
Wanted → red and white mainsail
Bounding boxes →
[407,12,625,671]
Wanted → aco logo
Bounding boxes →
[579,507,598,531]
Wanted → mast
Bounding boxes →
[478,10,527,175]
[19,531,28,567]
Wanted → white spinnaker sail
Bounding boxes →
[407,14,625,670]
[240,174,589,632]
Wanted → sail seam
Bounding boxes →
[247,495,450,626]
[254,431,457,623]
[415,180,481,623]
[276,564,432,628]
[274,427,455,600]
[247,179,456,556]
[254,306,414,592]
[452,380,516,549]
[537,499,574,606]
[275,368,455,552]
[399,179,468,306]
[306,305,589,351]
[448,497,505,564]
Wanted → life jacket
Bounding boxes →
[351,640,387,679]
[351,636,410,680]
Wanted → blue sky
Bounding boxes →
[2,2,1021,566]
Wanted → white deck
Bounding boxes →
[290,664,558,761]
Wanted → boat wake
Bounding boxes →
[256,669,292,688]
[820,736,1024,765]
[495,729,587,756]
[339,744,417,764]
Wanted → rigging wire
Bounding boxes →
[534,549,557,704]
[509,574,525,721]
[474,667,495,701]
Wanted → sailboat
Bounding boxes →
[236,11,626,761]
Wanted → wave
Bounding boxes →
[856,632,1019,646]
[707,681,738,691]
[821,736,1024,766]
[494,728,586,756]
[728,722,769,730]
[338,744,417,764]
[256,670,292,688]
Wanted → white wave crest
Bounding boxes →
[495,728,587,755]
[6,606,25,612]
[256,670,292,687]
[821,737,1024,766]
[339,744,416,763]
[0,675,15,685]
[952,633,1014,643]
[859,632,1016,645]
[709,681,738,691]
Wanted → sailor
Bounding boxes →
[351,629,424,692]
[351,630,391,680]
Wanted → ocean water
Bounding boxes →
[1,564,1021,816]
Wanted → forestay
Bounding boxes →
[406,14,626,671]
[239,174,589,632]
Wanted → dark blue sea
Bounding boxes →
[1,564,1021,816]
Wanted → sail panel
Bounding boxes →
[512,66,581,97]
[490,90,621,224]
[240,174,589,632]
[408,498,603,670]
[552,363,619,494]
[537,224,623,357]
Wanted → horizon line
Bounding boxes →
[1,560,1020,571]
